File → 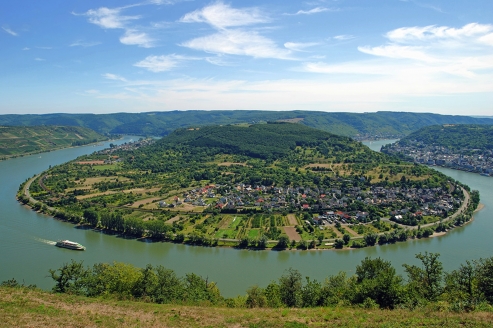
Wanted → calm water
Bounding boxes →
[0,138,490,297]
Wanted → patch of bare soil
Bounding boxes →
[284,226,301,241]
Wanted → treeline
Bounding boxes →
[8,252,492,311]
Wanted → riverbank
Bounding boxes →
[2,287,493,328]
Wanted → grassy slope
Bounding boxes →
[0,125,107,158]
[2,287,493,328]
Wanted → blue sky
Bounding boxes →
[1,0,492,115]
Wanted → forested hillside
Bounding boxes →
[1,111,492,139]
[396,124,493,150]
[0,125,107,159]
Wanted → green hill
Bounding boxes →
[0,125,108,159]
[395,124,493,150]
[1,111,492,138]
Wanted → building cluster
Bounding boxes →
[164,181,460,223]
[385,142,493,176]
[98,138,155,155]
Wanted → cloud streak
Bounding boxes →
[134,54,199,72]
[2,26,18,36]
[285,7,331,15]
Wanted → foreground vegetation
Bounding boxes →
[0,125,108,160]
[1,110,492,139]
[3,253,493,327]
[20,123,479,249]
[3,287,493,328]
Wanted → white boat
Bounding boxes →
[55,240,86,250]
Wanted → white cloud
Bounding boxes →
[23,47,30,51]
[180,2,268,29]
[70,40,101,47]
[181,29,292,59]
[2,26,18,36]
[286,7,331,15]
[134,54,198,72]
[120,30,154,48]
[386,23,493,44]
[284,42,320,52]
[358,45,436,62]
[333,35,355,41]
[35,58,45,61]
[81,7,140,29]
[103,73,127,82]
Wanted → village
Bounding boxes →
[383,142,493,177]
[161,180,462,227]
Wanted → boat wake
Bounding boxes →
[35,238,56,246]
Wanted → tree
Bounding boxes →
[364,233,378,246]
[276,235,289,249]
[475,257,493,304]
[343,233,351,245]
[403,252,443,302]
[246,285,267,308]
[444,261,478,308]
[301,277,322,307]
[278,268,302,307]
[153,266,185,304]
[83,209,99,227]
[353,257,403,309]
[49,260,89,295]
[257,235,268,249]
[334,239,344,249]
[132,264,158,300]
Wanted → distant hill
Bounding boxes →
[0,125,108,159]
[395,124,493,150]
[1,111,492,139]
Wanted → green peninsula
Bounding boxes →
[21,123,478,249]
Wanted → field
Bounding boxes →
[2,287,493,328]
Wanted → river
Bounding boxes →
[0,138,490,297]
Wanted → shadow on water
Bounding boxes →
[74,225,93,230]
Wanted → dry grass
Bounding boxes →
[2,287,493,328]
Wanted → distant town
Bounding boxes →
[383,141,493,177]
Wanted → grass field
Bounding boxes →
[2,287,493,328]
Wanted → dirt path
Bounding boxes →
[342,225,359,237]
